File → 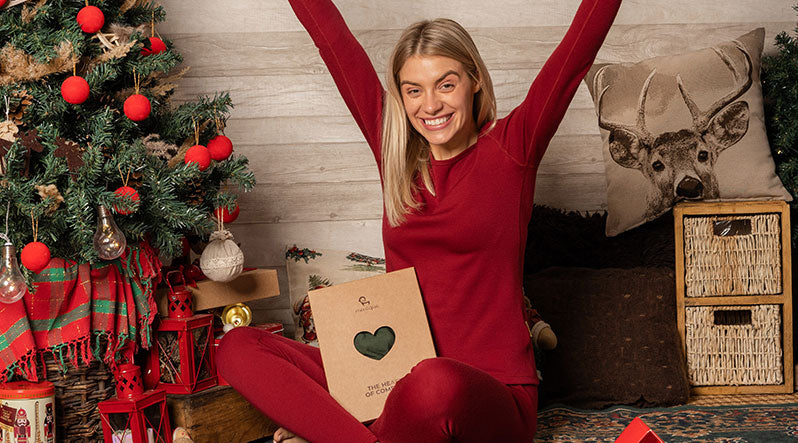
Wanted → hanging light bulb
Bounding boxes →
[93,205,127,260]
[0,241,26,303]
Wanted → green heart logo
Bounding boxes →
[353,326,395,360]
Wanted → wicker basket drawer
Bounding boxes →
[683,212,782,297]
[685,304,783,386]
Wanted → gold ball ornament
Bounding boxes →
[221,302,252,328]
[199,230,243,282]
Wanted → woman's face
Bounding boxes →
[398,55,480,159]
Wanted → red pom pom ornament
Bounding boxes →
[0,1,8,8]
[61,76,90,104]
[215,203,240,224]
[21,242,50,273]
[113,186,140,215]
[140,37,167,56]
[184,145,211,171]
[77,5,104,33]
[207,135,233,161]
[124,94,151,121]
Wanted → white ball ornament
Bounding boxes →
[199,230,243,282]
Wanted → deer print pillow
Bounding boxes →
[585,28,791,236]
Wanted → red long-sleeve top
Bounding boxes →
[289,0,620,385]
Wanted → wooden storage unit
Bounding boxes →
[674,200,794,395]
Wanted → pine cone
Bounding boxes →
[100,145,114,161]
[186,178,205,205]
[8,90,33,125]
[96,93,117,108]
[127,170,143,190]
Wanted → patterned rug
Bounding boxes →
[537,403,798,442]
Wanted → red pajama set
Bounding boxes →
[217,0,620,441]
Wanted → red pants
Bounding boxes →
[216,326,538,443]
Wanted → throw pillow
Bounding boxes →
[585,28,791,236]
[285,245,385,346]
[526,266,689,409]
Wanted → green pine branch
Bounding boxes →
[0,0,255,268]
[763,5,798,245]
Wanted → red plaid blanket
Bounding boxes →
[0,241,162,381]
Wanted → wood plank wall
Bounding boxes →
[159,0,795,334]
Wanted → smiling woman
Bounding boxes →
[216,0,623,442]
[398,55,480,160]
[381,18,498,226]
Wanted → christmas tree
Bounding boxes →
[0,0,254,277]
[763,5,798,243]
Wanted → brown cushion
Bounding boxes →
[584,28,791,236]
[525,205,675,275]
[526,267,689,409]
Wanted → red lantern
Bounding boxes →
[165,270,192,318]
[146,271,217,394]
[98,364,172,443]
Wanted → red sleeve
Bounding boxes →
[288,0,384,162]
[499,0,621,166]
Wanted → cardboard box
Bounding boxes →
[308,267,436,422]
[156,268,279,316]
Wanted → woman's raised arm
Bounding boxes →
[500,0,622,166]
[288,0,385,159]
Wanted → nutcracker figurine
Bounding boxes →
[43,403,54,443]
[13,409,30,443]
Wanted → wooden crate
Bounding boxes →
[674,200,794,395]
[167,385,278,441]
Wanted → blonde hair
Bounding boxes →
[381,18,496,227]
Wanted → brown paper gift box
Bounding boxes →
[156,268,279,316]
[308,267,436,422]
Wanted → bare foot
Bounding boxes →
[273,427,309,443]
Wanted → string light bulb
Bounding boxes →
[93,205,126,260]
[0,241,26,304]
[0,201,25,304]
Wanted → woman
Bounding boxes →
[217,0,621,441]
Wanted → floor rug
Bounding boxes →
[536,403,798,442]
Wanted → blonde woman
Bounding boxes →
[217,0,621,441]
